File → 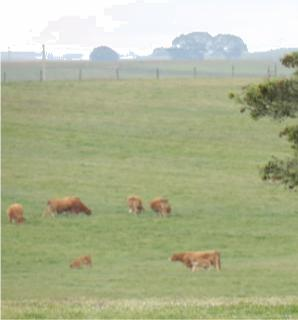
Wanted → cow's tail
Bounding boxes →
[43,207,50,217]
[43,205,55,217]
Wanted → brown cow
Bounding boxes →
[45,197,92,216]
[150,197,171,217]
[170,251,221,272]
[70,255,92,268]
[127,195,144,215]
[7,203,25,224]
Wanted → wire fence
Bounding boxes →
[1,60,292,82]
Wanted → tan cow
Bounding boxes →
[45,197,92,216]
[70,255,92,268]
[127,195,144,215]
[150,197,171,217]
[170,251,221,272]
[7,203,25,224]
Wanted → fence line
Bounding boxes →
[1,61,290,83]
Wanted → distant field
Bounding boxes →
[1,59,292,82]
[2,78,298,318]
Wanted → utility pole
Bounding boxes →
[41,44,46,81]
[8,47,11,61]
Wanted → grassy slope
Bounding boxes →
[2,79,298,318]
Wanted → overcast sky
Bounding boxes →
[1,0,298,56]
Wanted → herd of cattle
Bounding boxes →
[6,195,171,221]
[6,195,221,272]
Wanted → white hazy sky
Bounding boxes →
[1,0,298,56]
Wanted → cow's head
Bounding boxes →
[170,253,182,262]
[16,217,25,224]
[85,208,92,215]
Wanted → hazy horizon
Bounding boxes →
[1,0,298,57]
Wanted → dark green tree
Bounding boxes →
[230,52,298,189]
[89,46,119,61]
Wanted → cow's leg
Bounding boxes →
[204,264,210,271]
[191,262,198,272]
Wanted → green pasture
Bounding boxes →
[2,78,298,318]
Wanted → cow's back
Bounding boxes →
[150,197,171,216]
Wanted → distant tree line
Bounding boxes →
[89,32,248,61]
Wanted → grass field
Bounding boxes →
[2,78,298,318]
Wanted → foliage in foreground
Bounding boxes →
[230,52,298,189]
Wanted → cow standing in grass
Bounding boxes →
[150,197,171,217]
[170,251,221,272]
[7,203,25,224]
[127,195,144,215]
[45,197,92,216]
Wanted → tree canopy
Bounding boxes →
[89,46,119,62]
[230,52,298,189]
[151,32,248,60]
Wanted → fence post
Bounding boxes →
[2,71,6,83]
[267,65,271,79]
[116,68,119,80]
[40,69,43,82]
[156,67,159,80]
[274,63,277,77]
[79,68,82,81]
[193,67,197,79]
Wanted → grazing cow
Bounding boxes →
[150,197,171,217]
[70,255,92,268]
[45,197,92,216]
[170,251,221,272]
[7,203,25,224]
[127,195,144,215]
